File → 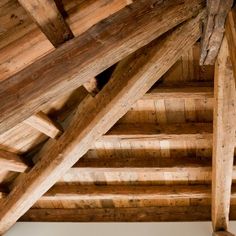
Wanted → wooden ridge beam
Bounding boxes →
[18,0,74,47]
[100,122,213,142]
[226,6,236,83]
[0,0,205,135]
[0,12,204,234]
[24,111,63,139]
[212,37,236,232]
[200,0,233,65]
[0,150,27,173]
[18,205,236,222]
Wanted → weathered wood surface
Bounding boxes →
[200,0,233,65]
[226,6,236,83]
[18,0,74,47]
[0,150,27,172]
[0,12,204,234]
[212,37,236,231]
[0,0,205,135]
[24,111,63,139]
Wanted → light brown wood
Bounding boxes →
[144,85,213,100]
[200,0,233,65]
[18,0,74,47]
[83,78,99,97]
[0,150,27,173]
[24,111,63,139]
[212,37,236,231]
[0,0,205,135]
[39,185,211,201]
[100,123,212,142]
[226,6,236,83]
[0,12,204,234]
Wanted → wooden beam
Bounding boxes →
[0,0,205,135]
[212,37,236,231]
[200,0,233,65]
[0,12,204,234]
[39,185,210,202]
[24,111,63,139]
[213,232,235,236]
[226,6,236,83]
[18,205,236,222]
[20,206,212,222]
[0,150,27,173]
[144,85,214,100]
[99,123,212,142]
[18,0,74,47]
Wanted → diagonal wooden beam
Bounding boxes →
[0,150,28,173]
[200,0,233,65]
[226,6,236,83]
[0,11,205,234]
[0,0,205,135]
[24,111,63,139]
[18,0,74,47]
[212,36,236,232]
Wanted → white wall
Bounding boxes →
[4,222,236,236]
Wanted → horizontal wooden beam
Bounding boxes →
[0,150,28,173]
[18,0,74,47]
[0,0,205,135]
[200,0,233,65]
[144,85,213,100]
[19,205,236,222]
[40,185,211,202]
[24,111,63,139]
[100,123,213,142]
[213,231,235,236]
[0,12,204,234]
[18,206,211,222]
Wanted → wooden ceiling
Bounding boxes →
[0,0,236,235]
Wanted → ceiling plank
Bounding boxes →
[200,0,233,65]
[212,37,236,232]
[0,0,205,135]
[0,12,204,234]
[18,0,74,47]
[24,111,63,139]
[0,150,28,173]
[226,6,236,83]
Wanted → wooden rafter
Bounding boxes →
[212,37,236,233]
[0,150,27,173]
[18,0,74,47]
[0,11,204,234]
[226,6,236,83]
[0,0,205,135]
[200,0,233,65]
[24,111,63,139]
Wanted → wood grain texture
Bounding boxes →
[0,13,204,234]
[200,0,233,65]
[212,37,236,231]
[0,0,206,135]
[24,111,63,139]
[0,150,27,173]
[18,0,74,47]
[17,206,236,222]
[226,6,236,83]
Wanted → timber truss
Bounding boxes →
[0,0,236,235]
